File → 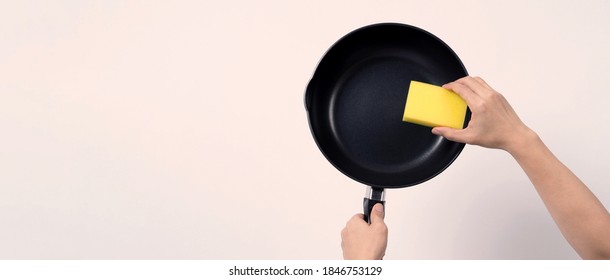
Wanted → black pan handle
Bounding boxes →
[363,187,386,224]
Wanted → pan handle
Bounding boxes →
[363,186,386,224]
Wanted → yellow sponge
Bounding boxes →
[402,81,467,129]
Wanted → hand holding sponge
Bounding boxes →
[402,81,468,129]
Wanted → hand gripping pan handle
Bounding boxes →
[363,187,386,224]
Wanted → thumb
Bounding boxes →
[431,127,469,143]
[369,203,385,225]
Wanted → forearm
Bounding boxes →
[508,131,610,259]
[436,76,610,258]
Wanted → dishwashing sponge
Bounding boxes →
[402,81,467,129]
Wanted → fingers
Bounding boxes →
[443,76,496,107]
[442,80,481,107]
[432,127,471,144]
[344,206,383,230]
[456,76,491,97]
[473,76,492,90]
[436,76,489,143]
[342,214,365,239]
[345,213,366,227]
[369,203,385,225]
[351,213,365,222]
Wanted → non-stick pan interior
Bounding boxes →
[306,23,469,188]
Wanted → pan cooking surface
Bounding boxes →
[331,57,440,171]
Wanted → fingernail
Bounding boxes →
[374,203,384,212]
[431,128,440,135]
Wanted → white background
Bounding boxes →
[1,0,609,259]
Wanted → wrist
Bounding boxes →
[504,126,540,157]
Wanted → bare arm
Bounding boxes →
[433,76,610,259]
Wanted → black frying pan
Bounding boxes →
[305,23,470,222]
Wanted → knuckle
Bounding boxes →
[472,100,486,111]
[488,91,504,103]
